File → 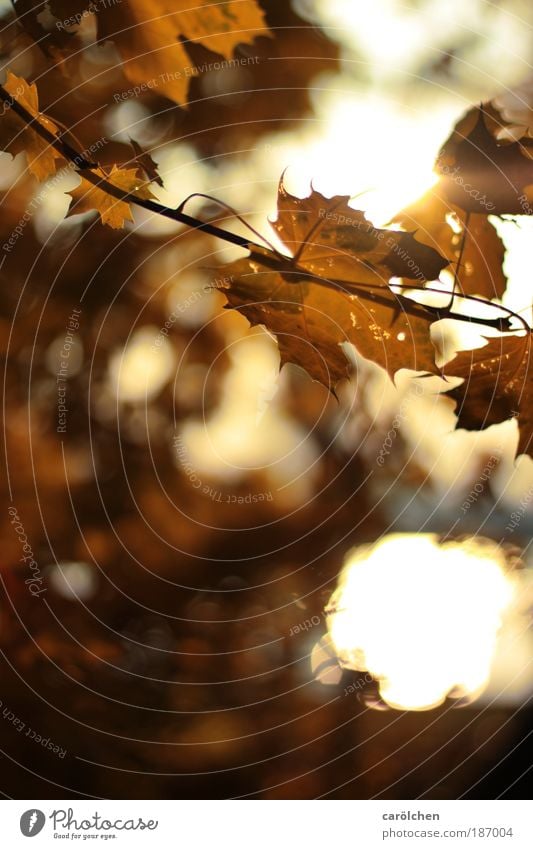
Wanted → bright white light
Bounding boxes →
[315,0,425,70]
[311,0,533,94]
[326,534,516,710]
[276,91,445,225]
[108,326,176,403]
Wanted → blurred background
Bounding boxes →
[1,0,533,799]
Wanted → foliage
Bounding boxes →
[2,3,533,465]
[218,181,447,388]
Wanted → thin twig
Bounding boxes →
[0,83,256,250]
[1,82,530,337]
[448,208,470,310]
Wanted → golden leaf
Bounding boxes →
[98,0,269,105]
[394,185,507,300]
[443,334,533,456]
[217,181,449,390]
[0,72,63,181]
[68,165,154,229]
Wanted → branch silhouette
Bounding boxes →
[0,82,529,336]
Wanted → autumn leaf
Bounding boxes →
[129,138,164,187]
[68,165,154,229]
[0,72,64,181]
[272,180,448,284]
[97,0,269,105]
[217,182,449,390]
[436,105,533,215]
[394,184,507,300]
[443,334,533,456]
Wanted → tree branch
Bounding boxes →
[0,82,530,336]
[0,83,256,250]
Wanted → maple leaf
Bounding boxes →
[0,72,64,181]
[217,182,449,390]
[68,165,154,229]
[271,180,448,284]
[97,0,268,105]
[436,105,533,215]
[443,334,533,456]
[394,184,507,300]
[129,138,164,187]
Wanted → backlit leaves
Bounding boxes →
[437,105,533,215]
[0,72,63,180]
[394,185,507,300]
[3,63,533,462]
[443,334,532,457]
[68,165,154,229]
[217,182,449,390]
[14,0,269,105]
[97,0,269,105]
[272,181,448,284]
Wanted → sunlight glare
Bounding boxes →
[326,534,516,710]
[108,326,177,402]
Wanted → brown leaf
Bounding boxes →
[129,138,164,187]
[443,334,533,456]
[272,180,449,285]
[218,183,449,390]
[0,72,64,181]
[68,165,154,229]
[394,184,507,300]
[97,0,269,105]
[437,105,533,215]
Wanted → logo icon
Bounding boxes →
[20,810,45,837]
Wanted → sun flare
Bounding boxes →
[326,534,517,710]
